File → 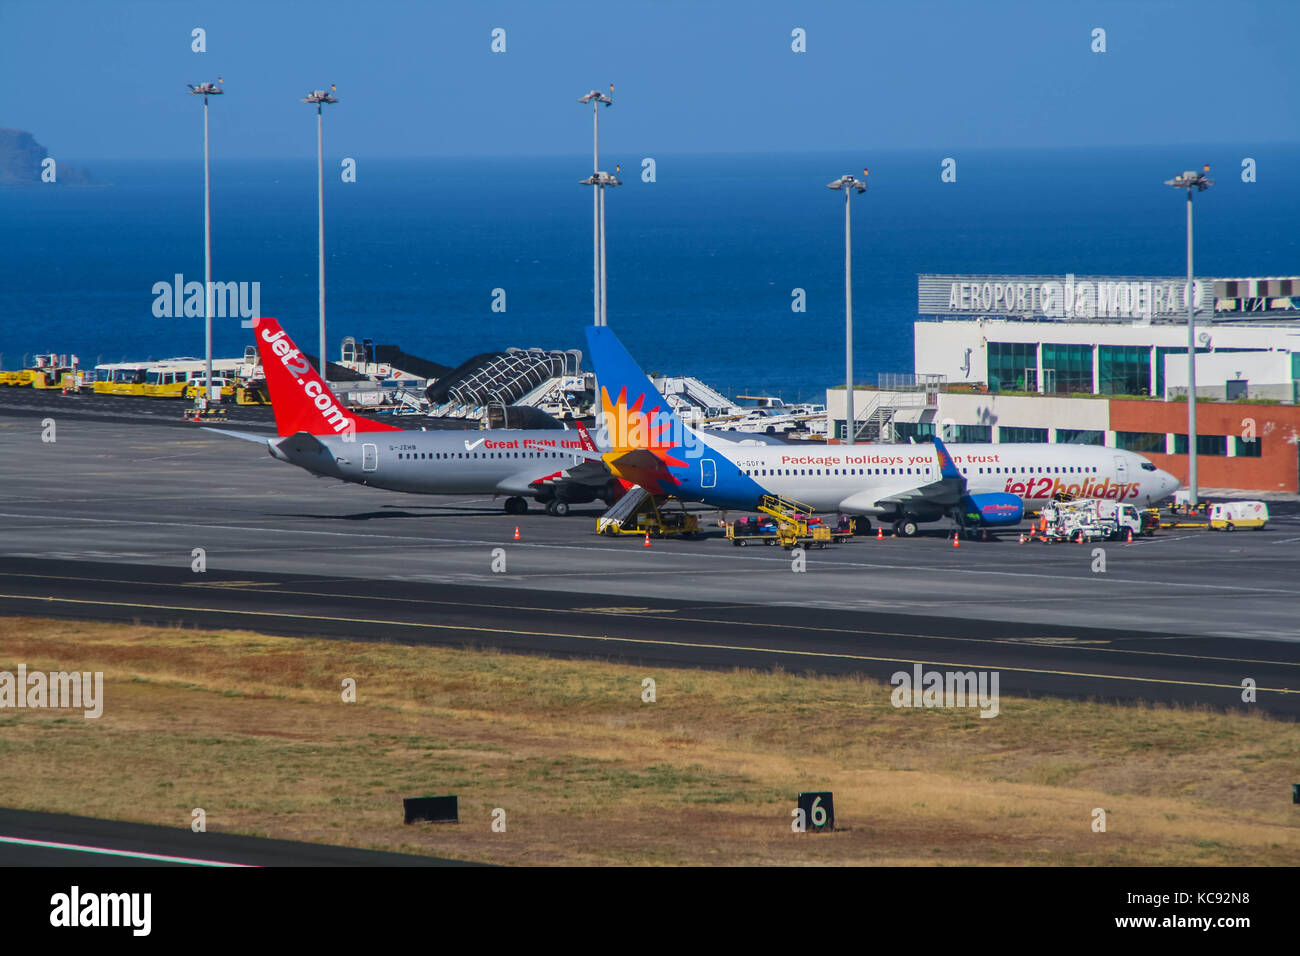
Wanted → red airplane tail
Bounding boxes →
[252,317,403,438]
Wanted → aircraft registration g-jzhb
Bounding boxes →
[586,325,1181,536]
[208,317,625,515]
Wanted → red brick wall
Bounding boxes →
[1109,399,1300,492]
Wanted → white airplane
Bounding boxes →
[586,325,1181,536]
[209,317,625,515]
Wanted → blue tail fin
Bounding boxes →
[585,326,686,453]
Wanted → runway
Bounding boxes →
[0,808,471,866]
[2,414,1298,714]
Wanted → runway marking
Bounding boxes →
[0,835,252,867]
[2,569,1298,669]
[0,591,1295,696]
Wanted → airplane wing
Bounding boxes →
[839,436,968,514]
[599,448,681,496]
[839,477,964,514]
[495,457,612,496]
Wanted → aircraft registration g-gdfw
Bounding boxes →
[586,325,1181,536]
[208,317,625,515]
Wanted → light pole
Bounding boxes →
[578,87,612,326]
[827,171,867,444]
[1163,164,1213,506]
[582,169,622,326]
[303,87,339,377]
[187,78,223,405]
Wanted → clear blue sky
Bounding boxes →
[3,0,1297,160]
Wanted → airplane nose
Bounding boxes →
[1161,470,1179,499]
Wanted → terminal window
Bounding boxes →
[1099,345,1151,396]
[950,424,992,443]
[893,422,935,442]
[1055,429,1104,445]
[998,426,1048,443]
[1115,431,1166,453]
[1234,436,1262,458]
[1173,434,1228,456]
[987,342,1037,392]
[1041,344,1093,394]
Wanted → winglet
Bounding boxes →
[932,435,962,481]
[573,420,598,452]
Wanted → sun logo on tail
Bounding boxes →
[600,385,688,481]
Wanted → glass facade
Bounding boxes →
[893,421,935,442]
[987,342,1037,392]
[1115,431,1166,453]
[1055,428,1105,445]
[998,426,1048,443]
[950,424,992,443]
[1173,434,1227,456]
[1041,343,1093,393]
[1234,436,1262,458]
[1098,345,1151,395]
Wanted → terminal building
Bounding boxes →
[826,274,1300,493]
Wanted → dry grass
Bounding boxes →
[0,615,1297,865]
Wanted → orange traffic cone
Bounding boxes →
[643,532,651,548]
[1126,527,1133,543]
[952,531,960,548]
[513,526,520,541]
[1018,533,1025,545]
[876,526,884,540]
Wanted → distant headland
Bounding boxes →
[0,128,93,184]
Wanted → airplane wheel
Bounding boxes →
[504,496,527,515]
[899,519,919,538]
[551,500,570,517]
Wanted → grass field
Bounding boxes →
[1,616,1297,865]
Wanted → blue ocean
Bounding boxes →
[3,147,1297,402]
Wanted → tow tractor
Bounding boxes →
[727,495,835,550]
[596,486,700,538]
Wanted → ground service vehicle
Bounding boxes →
[597,487,700,537]
[1209,500,1268,531]
[1036,498,1141,542]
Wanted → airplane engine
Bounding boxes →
[958,493,1023,528]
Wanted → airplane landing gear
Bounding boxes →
[504,496,528,515]
[895,517,919,537]
[546,499,570,517]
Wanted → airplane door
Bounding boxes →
[1113,455,1127,478]
[362,443,378,472]
[701,458,716,489]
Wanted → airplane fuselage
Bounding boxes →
[658,436,1180,517]
[270,428,608,501]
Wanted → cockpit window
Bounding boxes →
[1140,462,1157,471]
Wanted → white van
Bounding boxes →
[1209,500,1269,531]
